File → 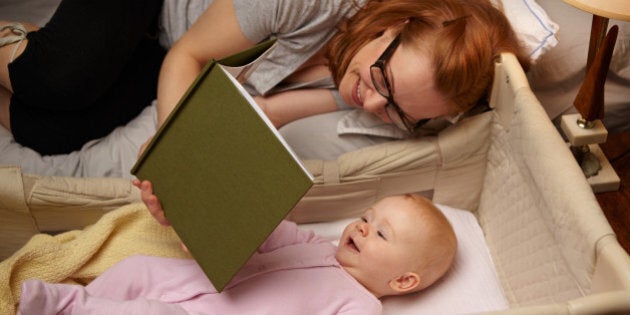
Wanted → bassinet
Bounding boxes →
[1,53,629,314]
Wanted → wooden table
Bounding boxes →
[596,131,630,254]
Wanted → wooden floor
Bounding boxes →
[595,131,630,255]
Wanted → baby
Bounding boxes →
[18,192,457,315]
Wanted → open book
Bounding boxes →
[131,40,314,292]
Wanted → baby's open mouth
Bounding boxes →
[347,237,360,252]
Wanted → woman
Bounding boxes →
[154,0,530,158]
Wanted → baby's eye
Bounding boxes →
[377,231,387,240]
[361,217,368,223]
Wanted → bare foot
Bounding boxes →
[0,85,11,131]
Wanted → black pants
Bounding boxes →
[8,0,166,155]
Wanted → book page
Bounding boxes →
[219,66,313,181]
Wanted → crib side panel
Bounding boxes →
[478,53,630,309]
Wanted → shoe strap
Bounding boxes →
[0,23,27,62]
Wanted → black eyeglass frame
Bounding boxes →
[369,34,429,133]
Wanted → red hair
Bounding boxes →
[326,0,530,113]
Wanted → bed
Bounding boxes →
[2,52,630,314]
[1,0,630,314]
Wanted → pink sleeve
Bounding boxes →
[256,220,326,253]
[18,280,193,315]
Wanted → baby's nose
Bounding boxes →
[356,222,369,237]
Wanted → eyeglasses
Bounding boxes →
[370,34,429,133]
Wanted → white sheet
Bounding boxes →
[300,204,510,315]
[493,0,559,61]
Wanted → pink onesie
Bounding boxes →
[19,221,382,315]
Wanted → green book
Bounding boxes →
[131,40,313,292]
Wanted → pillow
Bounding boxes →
[493,0,560,61]
[299,203,509,315]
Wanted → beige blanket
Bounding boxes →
[0,203,190,314]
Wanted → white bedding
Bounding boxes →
[301,204,510,315]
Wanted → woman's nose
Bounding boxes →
[361,86,388,113]
[363,92,391,124]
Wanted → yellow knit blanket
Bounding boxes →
[0,203,190,314]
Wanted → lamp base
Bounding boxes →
[560,113,620,193]
[561,114,607,146]
[582,144,620,193]
[571,144,602,177]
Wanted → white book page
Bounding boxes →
[219,66,314,181]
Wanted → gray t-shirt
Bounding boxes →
[232,0,362,95]
[159,0,362,95]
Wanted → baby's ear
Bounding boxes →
[389,272,421,294]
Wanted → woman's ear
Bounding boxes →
[388,272,421,293]
[380,27,398,41]
[382,21,407,39]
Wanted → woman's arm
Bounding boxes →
[156,0,256,126]
[254,88,338,128]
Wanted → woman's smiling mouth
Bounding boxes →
[352,79,363,107]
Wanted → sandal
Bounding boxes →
[0,22,27,62]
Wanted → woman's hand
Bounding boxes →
[137,136,153,159]
[136,136,153,159]
[133,179,191,253]
[132,179,170,226]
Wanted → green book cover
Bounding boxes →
[131,40,313,292]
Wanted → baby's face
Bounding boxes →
[336,195,427,294]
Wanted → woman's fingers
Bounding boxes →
[133,179,171,226]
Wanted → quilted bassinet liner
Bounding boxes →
[1,53,629,313]
[0,169,141,257]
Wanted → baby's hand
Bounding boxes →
[132,179,170,226]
